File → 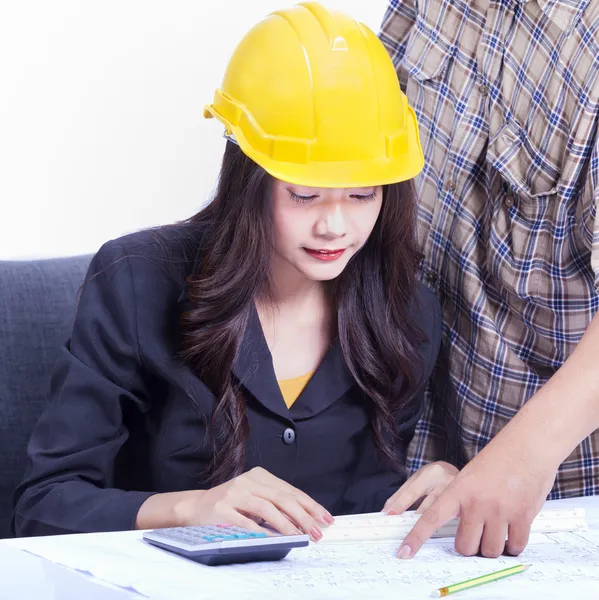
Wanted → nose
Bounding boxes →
[315,203,347,239]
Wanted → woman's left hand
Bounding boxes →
[383,461,459,516]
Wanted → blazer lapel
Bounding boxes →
[231,305,291,421]
[176,288,290,420]
[177,287,356,421]
[290,338,357,421]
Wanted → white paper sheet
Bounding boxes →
[6,498,599,600]
[9,528,599,599]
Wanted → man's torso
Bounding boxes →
[381,0,599,497]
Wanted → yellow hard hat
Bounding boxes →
[204,2,423,188]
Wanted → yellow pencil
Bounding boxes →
[430,564,531,597]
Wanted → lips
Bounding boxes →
[303,248,346,261]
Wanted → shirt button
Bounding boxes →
[445,180,456,193]
[426,271,438,285]
[479,84,488,97]
[505,193,515,208]
[282,428,296,445]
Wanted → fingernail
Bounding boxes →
[386,510,397,516]
[321,512,335,525]
[310,527,323,541]
[397,544,412,559]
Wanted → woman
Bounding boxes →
[12,2,448,540]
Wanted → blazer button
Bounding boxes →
[283,428,296,445]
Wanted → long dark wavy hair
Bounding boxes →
[179,141,424,484]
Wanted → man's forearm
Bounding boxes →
[496,312,599,465]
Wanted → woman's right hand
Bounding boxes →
[137,467,334,541]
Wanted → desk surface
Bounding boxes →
[0,543,135,600]
[2,496,599,600]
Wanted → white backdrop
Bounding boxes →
[0,0,389,259]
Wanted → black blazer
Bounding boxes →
[12,227,441,537]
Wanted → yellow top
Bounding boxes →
[278,372,314,408]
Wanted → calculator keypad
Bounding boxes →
[155,525,269,545]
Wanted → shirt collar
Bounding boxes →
[517,0,590,32]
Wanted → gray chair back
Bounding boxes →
[0,255,91,538]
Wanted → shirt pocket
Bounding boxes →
[486,117,562,302]
[403,18,454,84]
[488,118,561,198]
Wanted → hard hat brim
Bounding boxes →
[205,104,424,188]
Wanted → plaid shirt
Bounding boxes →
[380,0,599,497]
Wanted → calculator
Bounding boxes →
[142,525,310,566]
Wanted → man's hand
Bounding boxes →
[395,313,599,559]
[396,437,558,559]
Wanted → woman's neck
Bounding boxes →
[259,256,331,326]
[256,258,334,379]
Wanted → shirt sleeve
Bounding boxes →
[378,0,418,91]
[12,241,156,537]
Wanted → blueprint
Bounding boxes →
[6,527,598,599]
[4,498,599,599]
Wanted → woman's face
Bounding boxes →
[270,178,383,283]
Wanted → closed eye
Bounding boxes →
[288,191,319,203]
[350,192,378,202]
[287,190,378,203]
